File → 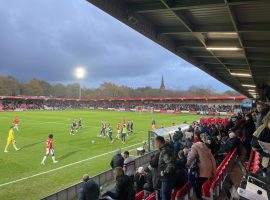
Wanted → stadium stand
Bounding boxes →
[0,95,245,115]
[40,106,270,200]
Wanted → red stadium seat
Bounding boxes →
[246,149,255,172]
[202,179,212,198]
[145,192,155,200]
[135,190,144,200]
[203,147,238,200]
[171,190,177,200]
[175,183,191,199]
[252,152,261,174]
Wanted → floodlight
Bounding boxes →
[75,67,86,79]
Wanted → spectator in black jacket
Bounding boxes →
[79,174,100,200]
[231,116,245,137]
[243,113,256,158]
[176,150,187,168]
[110,149,124,169]
[149,151,160,198]
[225,116,237,134]
[102,167,135,200]
[155,136,176,200]
[174,150,188,190]
[219,131,239,155]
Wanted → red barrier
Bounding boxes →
[252,152,260,174]
[145,193,155,200]
[202,147,238,200]
[135,190,144,200]
[246,150,255,172]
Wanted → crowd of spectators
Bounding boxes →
[0,99,240,113]
[0,100,91,110]
[78,101,270,200]
[133,103,240,113]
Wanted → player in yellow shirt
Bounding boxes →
[4,126,19,153]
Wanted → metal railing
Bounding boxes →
[41,150,158,200]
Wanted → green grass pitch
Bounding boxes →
[0,110,200,200]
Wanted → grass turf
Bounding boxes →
[0,110,200,200]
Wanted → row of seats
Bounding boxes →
[246,149,261,174]
[252,152,260,174]
[135,183,193,200]
[199,117,229,127]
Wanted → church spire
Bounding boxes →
[160,74,165,90]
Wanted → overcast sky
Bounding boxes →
[0,0,233,91]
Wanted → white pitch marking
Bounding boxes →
[0,142,142,188]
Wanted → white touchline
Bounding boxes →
[0,142,142,188]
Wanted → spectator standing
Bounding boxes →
[225,115,237,134]
[231,116,245,136]
[252,112,270,176]
[242,113,256,158]
[155,136,176,200]
[176,150,187,168]
[187,134,216,200]
[123,151,135,181]
[219,131,239,155]
[79,174,100,200]
[110,149,124,169]
[174,151,188,190]
[149,152,160,199]
[172,133,181,158]
[256,102,270,128]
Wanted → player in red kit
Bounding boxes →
[116,122,121,139]
[41,134,58,165]
[13,116,20,131]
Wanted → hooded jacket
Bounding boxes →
[110,154,124,169]
[187,142,216,178]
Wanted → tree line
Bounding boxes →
[0,75,240,98]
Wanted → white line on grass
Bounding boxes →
[0,142,142,188]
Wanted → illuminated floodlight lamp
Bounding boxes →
[242,84,256,88]
[248,89,256,92]
[74,67,86,79]
[230,72,251,77]
[206,47,240,51]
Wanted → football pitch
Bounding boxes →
[0,110,199,200]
